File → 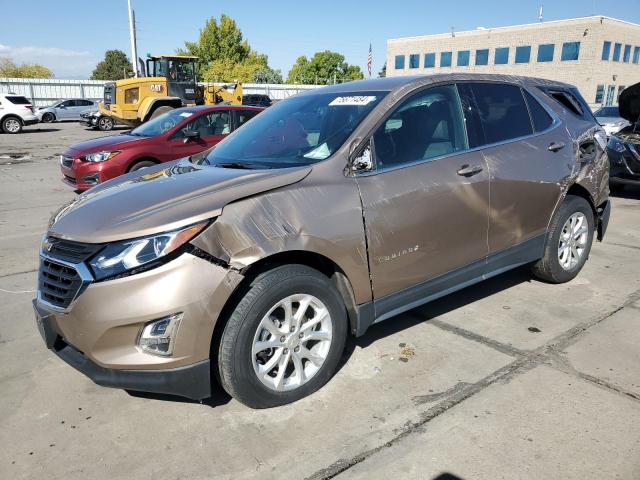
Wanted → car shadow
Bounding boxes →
[126,384,232,407]
[22,128,61,133]
[610,185,640,200]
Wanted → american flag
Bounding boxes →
[367,44,372,77]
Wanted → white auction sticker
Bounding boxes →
[329,96,376,106]
[179,112,193,118]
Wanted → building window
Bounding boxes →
[475,49,489,65]
[613,43,621,61]
[605,85,615,106]
[495,47,509,65]
[634,46,640,64]
[537,44,555,62]
[623,45,631,63]
[409,54,420,68]
[457,50,470,66]
[602,41,611,60]
[440,51,452,67]
[394,55,405,69]
[515,46,531,64]
[424,53,436,68]
[618,85,626,101]
[595,85,604,104]
[561,42,580,61]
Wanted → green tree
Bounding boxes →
[179,14,281,83]
[91,50,133,80]
[286,51,364,84]
[0,57,53,78]
[378,62,386,78]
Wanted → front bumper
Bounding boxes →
[33,252,243,400]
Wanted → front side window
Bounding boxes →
[372,84,467,169]
[204,91,386,168]
[440,52,452,67]
[495,47,509,65]
[424,53,436,68]
[623,45,631,63]
[602,41,611,60]
[595,85,605,104]
[613,43,621,61]
[515,46,531,64]
[394,55,405,69]
[409,54,420,68]
[475,49,489,66]
[173,111,231,139]
[537,44,555,62]
[561,42,580,61]
[470,83,533,145]
[457,50,470,66]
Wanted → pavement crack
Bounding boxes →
[424,317,526,358]
[0,268,38,279]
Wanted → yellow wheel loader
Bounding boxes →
[98,55,242,129]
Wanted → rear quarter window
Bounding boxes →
[470,83,533,145]
[6,96,31,105]
[523,90,553,132]
[538,87,595,122]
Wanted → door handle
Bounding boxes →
[457,164,483,177]
[548,142,566,152]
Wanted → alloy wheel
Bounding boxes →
[252,294,333,392]
[558,212,588,270]
[4,118,21,133]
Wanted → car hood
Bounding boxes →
[48,158,312,243]
[619,81,640,124]
[65,134,142,154]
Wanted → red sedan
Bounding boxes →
[60,105,263,191]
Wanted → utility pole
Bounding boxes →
[128,0,138,77]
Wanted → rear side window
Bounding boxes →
[6,96,30,105]
[523,91,553,132]
[373,84,467,169]
[469,83,533,145]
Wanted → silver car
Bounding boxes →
[36,99,97,123]
[594,106,629,137]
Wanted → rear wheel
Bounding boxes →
[2,116,22,134]
[97,116,114,131]
[149,106,173,120]
[217,265,348,408]
[41,112,55,123]
[531,195,595,283]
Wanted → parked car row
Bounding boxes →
[36,74,611,408]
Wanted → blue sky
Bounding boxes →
[1,0,639,79]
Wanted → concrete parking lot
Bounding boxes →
[1,122,639,480]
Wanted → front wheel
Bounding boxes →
[532,195,595,283]
[97,116,114,131]
[217,265,348,408]
[41,112,55,123]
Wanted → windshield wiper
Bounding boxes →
[215,162,257,170]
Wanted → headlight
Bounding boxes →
[81,151,121,163]
[89,221,208,280]
[607,136,626,153]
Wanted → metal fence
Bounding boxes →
[0,77,321,106]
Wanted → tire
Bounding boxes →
[531,195,595,284]
[97,116,114,131]
[41,112,56,123]
[128,159,157,172]
[217,265,348,408]
[2,116,22,134]
[149,105,173,120]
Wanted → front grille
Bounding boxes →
[39,259,83,309]
[64,174,77,185]
[43,237,103,263]
[61,155,73,168]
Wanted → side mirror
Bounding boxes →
[352,142,373,173]
[183,130,200,143]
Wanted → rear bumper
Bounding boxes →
[34,300,211,399]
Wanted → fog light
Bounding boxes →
[82,173,100,185]
[138,313,183,356]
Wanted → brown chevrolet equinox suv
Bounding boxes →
[34,74,611,408]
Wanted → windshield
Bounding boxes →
[595,107,619,117]
[203,91,387,168]
[131,109,193,137]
